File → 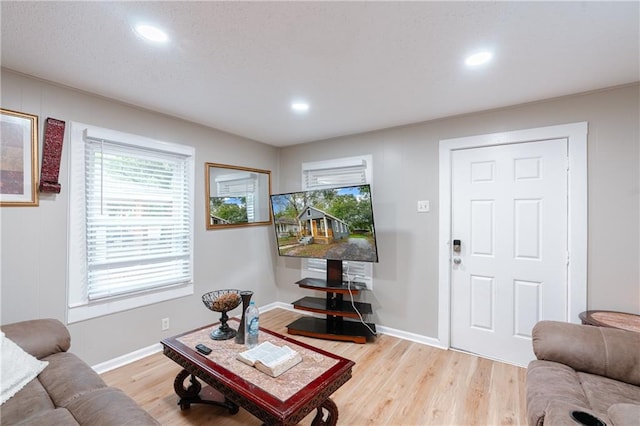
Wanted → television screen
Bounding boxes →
[270,184,378,263]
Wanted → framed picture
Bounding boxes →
[1,108,39,206]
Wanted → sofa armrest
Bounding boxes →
[541,401,609,426]
[1,319,71,360]
[532,321,640,386]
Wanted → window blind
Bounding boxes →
[215,176,256,222]
[84,138,192,300]
[303,163,367,189]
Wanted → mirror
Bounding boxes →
[205,163,272,229]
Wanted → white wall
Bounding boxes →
[276,84,640,339]
[0,70,279,365]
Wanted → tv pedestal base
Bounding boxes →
[287,276,376,344]
[287,316,376,344]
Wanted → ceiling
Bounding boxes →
[1,2,639,147]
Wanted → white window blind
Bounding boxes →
[84,139,192,300]
[67,122,194,323]
[215,175,256,221]
[301,155,373,287]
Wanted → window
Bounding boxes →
[67,122,194,323]
[301,155,374,288]
[214,172,257,222]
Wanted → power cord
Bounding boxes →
[344,263,377,336]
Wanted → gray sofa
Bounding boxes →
[526,320,640,425]
[1,318,159,425]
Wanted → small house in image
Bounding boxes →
[210,214,230,225]
[274,217,300,237]
[296,206,349,244]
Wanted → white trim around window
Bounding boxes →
[67,122,195,324]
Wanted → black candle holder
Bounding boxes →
[235,291,254,344]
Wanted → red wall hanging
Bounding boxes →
[39,117,65,193]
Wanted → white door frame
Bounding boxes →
[437,122,588,349]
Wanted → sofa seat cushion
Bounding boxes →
[64,387,158,426]
[578,372,640,415]
[13,406,79,425]
[608,403,640,426]
[38,351,107,407]
[1,378,56,424]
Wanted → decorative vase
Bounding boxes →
[235,291,254,344]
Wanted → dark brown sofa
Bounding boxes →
[526,320,640,425]
[1,319,159,425]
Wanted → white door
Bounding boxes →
[450,139,568,366]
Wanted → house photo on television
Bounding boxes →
[270,184,379,262]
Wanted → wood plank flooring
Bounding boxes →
[101,308,527,425]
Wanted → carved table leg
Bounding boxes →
[173,369,239,414]
[311,398,339,426]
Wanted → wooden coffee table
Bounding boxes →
[161,318,354,425]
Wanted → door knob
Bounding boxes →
[453,257,462,265]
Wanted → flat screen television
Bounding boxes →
[270,184,378,285]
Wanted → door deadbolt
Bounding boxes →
[453,239,461,253]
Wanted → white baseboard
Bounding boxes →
[376,324,447,349]
[93,342,163,374]
[94,303,446,373]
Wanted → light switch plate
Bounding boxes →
[417,200,430,212]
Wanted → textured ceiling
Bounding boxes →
[1,1,639,146]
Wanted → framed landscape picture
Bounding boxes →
[0,108,39,206]
[0,108,38,207]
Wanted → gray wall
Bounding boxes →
[276,84,640,338]
[0,70,279,365]
[2,69,638,364]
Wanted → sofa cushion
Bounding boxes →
[13,407,79,425]
[64,387,159,426]
[1,331,49,404]
[578,372,640,415]
[1,378,55,425]
[608,403,640,426]
[38,351,107,407]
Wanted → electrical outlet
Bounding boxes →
[417,200,430,212]
[161,318,170,331]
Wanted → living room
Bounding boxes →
[1,2,639,425]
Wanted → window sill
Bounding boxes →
[67,283,193,324]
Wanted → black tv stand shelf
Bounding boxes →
[287,277,376,344]
[292,296,373,318]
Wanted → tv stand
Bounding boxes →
[286,260,376,344]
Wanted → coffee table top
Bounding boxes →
[161,318,354,423]
[579,310,640,332]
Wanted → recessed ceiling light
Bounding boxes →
[465,51,493,67]
[135,24,169,43]
[291,102,310,113]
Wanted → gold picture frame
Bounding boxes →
[205,163,272,229]
[0,108,39,206]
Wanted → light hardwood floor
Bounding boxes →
[101,308,527,425]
